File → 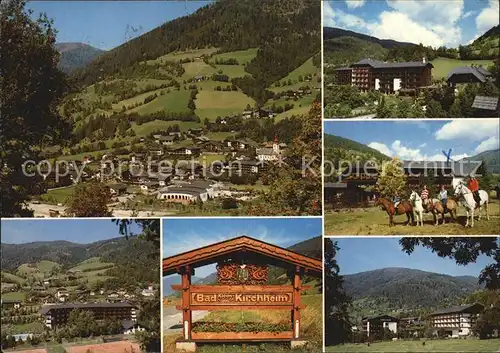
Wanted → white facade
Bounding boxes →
[432,312,477,337]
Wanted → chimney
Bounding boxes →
[423,57,426,64]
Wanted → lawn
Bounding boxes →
[128,89,191,115]
[2,291,26,301]
[214,64,249,78]
[41,185,77,205]
[111,87,166,111]
[324,200,500,235]
[431,57,494,79]
[10,321,45,334]
[325,338,500,352]
[196,153,227,165]
[130,120,201,136]
[195,90,255,121]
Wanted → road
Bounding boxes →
[27,202,174,217]
[163,305,209,334]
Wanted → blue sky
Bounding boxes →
[163,218,322,277]
[334,237,498,277]
[1,219,141,244]
[324,0,500,47]
[324,120,500,161]
[27,1,210,50]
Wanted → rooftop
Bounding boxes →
[352,59,433,69]
[472,95,499,111]
[446,66,492,82]
[430,303,484,316]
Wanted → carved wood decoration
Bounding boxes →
[216,262,268,285]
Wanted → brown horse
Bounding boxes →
[376,198,415,227]
[424,198,458,225]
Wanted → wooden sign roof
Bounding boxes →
[163,235,322,276]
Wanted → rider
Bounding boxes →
[421,185,429,206]
[438,184,448,212]
[393,193,401,208]
[467,175,480,207]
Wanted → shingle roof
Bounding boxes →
[446,66,492,82]
[472,95,499,111]
[353,59,433,69]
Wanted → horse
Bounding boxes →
[376,197,414,227]
[423,198,458,225]
[454,181,489,227]
[409,191,424,227]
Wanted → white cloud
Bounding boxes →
[435,120,500,141]
[324,0,463,47]
[474,136,500,154]
[462,10,475,19]
[346,0,366,9]
[368,140,471,162]
[368,142,393,157]
[476,0,500,33]
[419,143,427,148]
[368,12,451,47]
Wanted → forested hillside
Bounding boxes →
[71,0,320,87]
[324,134,390,162]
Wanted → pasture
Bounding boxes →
[2,291,26,301]
[211,48,259,65]
[1,271,26,285]
[273,56,317,87]
[128,89,191,115]
[431,57,494,79]
[325,338,500,352]
[324,200,500,235]
[130,120,201,136]
[69,258,115,272]
[154,47,219,63]
[41,185,77,205]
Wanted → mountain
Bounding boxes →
[343,268,482,319]
[0,236,153,271]
[55,42,105,73]
[464,149,500,174]
[324,134,391,162]
[323,27,415,67]
[70,0,320,87]
[163,275,203,296]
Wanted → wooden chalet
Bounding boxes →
[163,236,322,350]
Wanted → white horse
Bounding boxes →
[409,190,424,227]
[454,181,489,227]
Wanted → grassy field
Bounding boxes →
[195,90,255,121]
[431,57,494,79]
[130,120,201,136]
[1,271,26,285]
[181,61,218,81]
[128,89,191,115]
[41,185,76,205]
[2,291,27,301]
[211,48,259,65]
[325,200,500,235]
[154,47,219,63]
[325,338,500,352]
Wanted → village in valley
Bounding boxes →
[324,237,500,352]
[0,219,161,353]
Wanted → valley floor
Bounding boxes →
[324,200,500,235]
[325,338,500,352]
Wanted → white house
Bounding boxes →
[430,303,484,337]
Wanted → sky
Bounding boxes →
[324,0,500,47]
[27,1,211,50]
[1,219,142,244]
[334,237,498,277]
[324,119,500,161]
[163,217,322,277]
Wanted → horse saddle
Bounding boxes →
[473,193,482,208]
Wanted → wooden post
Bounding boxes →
[292,265,301,339]
[181,265,192,340]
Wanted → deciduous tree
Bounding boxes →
[66,182,112,217]
[376,158,407,197]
